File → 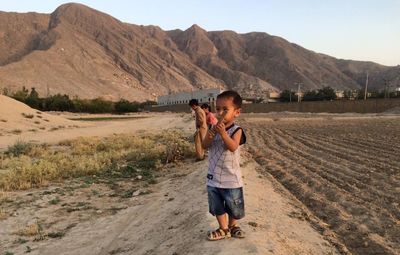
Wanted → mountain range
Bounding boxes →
[0,3,398,101]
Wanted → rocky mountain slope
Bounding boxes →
[0,3,398,101]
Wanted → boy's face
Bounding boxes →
[215,97,241,124]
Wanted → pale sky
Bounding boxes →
[1,0,399,66]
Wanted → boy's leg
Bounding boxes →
[228,216,245,238]
[216,213,229,230]
[207,187,230,240]
[206,214,230,240]
[228,216,238,228]
[224,188,245,238]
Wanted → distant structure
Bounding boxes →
[265,91,280,102]
[335,90,345,99]
[157,88,223,106]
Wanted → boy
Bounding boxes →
[202,90,246,241]
[201,103,218,130]
[189,99,207,161]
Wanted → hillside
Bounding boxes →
[0,3,398,101]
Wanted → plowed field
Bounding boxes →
[242,116,400,255]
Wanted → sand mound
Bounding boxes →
[0,95,82,135]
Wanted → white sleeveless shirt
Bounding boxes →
[207,124,246,188]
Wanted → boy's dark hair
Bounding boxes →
[188,99,199,106]
[200,103,211,111]
[217,90,242,108]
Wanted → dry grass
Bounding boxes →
[10,129,22,134]
[0,209,7,220]
[0,191,10,202]
[14,222,43,237]
[0,130,194,191]
[21,113,34,119]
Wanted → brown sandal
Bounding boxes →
[207,228,231,241]
[229,225,245,238]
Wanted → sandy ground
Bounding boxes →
[1,96,399,254]
[0,112,192,152]
[0,95,194,151]
[0,95,87,137]
[1,153,341,255]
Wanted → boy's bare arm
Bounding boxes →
[214,121,241,152]
[220,128,242,152]
[202,112,227,149]
[202,129,216,149]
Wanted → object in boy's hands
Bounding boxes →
[217,111,227,123]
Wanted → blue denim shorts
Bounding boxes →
[207,186,245,219]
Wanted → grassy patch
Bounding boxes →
[0,130,194,191]
[14,222,43,237]
[47,231,65,238]
[13,238,28,244]
[48,197,61,205]
[21,113,34,119]
[0,191,10,202]
[0,209,7,220]
[6,140,33,157]
[10,129,22,134]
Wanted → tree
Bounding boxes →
[303,90,320,101]
[318,86,336,100]
[12,86,29,102]
[114,99,139,113]
[343,90,356,100]
[1,87,11,96]
[280,89,297,102]
[25,87,41,109]
[44,94,74,111]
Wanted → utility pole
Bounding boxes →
[297,83,301,102]
[364,71,369,100]
[289,89,292,102]
[383,78,388,98]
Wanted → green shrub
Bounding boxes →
[43,94,74,111]
[114,99,139,113]
[6,140,33,157]
[72,98,114,113]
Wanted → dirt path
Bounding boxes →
[24,156,339,255]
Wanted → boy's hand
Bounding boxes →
[214,111,227,135]
[208,128,217,139]
[215,121,226,135]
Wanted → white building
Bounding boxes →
[157,88,223,105]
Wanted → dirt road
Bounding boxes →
[23,156,339,255]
